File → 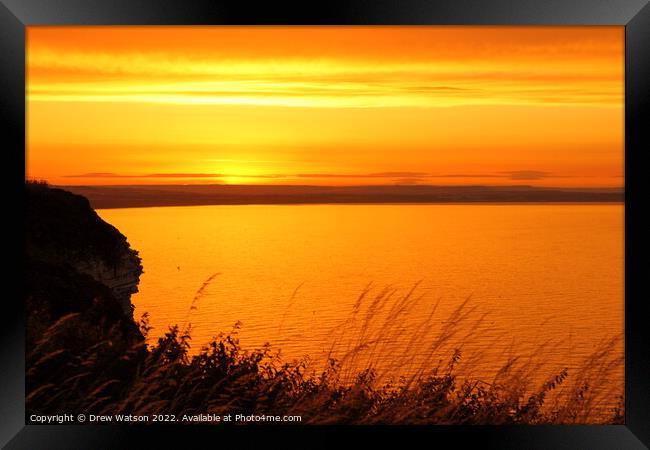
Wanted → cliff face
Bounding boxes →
[26,182,146,415]
[26,182,144,322]
[73,252,142,317]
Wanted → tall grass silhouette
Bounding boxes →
[26,280,624,424]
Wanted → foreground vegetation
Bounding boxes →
[27,290,624,425]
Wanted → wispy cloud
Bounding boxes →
[500,170,552,180]
[28,77,621,108]
[64,170,570,182]
[294,172,431,178]
[64,172,223,178]
[498,170,578,180]
[28,35,623,109]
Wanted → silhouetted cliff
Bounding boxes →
[25,181,144,350]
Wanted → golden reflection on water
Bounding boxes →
[98,204,623,395]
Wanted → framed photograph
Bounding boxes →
[4,0,649,448]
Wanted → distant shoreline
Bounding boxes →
[92,201,624,210]
[92,203,625,213]
[57,184,624,210]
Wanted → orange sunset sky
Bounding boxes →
[26,26,624,187]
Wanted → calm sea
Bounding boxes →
[98,203,623,399]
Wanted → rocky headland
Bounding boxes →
[25,181,144,352]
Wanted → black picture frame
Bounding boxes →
[3,1,649,448]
